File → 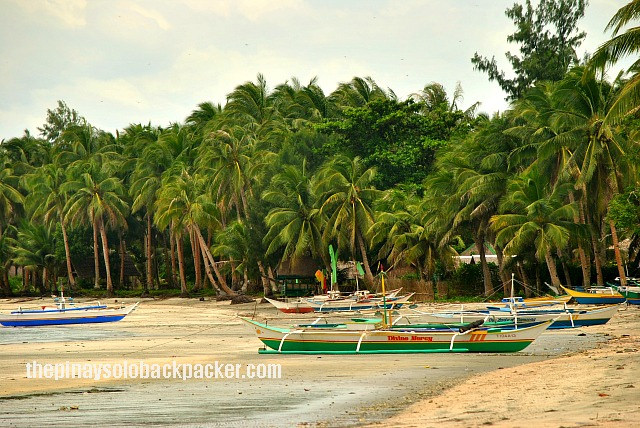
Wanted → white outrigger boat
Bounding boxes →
[0,292,139,327]
[242,316,553,354]
[266,290,412,313]
[402,303,620,329]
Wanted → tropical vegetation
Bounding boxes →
[0,1,638,298]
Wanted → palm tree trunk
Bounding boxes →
[0,269,11,296]
[609,220,627,286]
[163,232,173,287]
[257,261,271,296]
[242,268,249,293]
[474,231,493,296]
[194,228,221,294]
[591,234,604,287]
[92,211,100,289]
[557,248,572,288]
[544,248,562,289]
[170,226,177,286]
[146,214,153,291]
[356,231,375,288]
[98,218,114,295]
[42,267,48,294]
[570,192,590,287]
[495,245,511,295]
[60,216,76,289]
[268,266,278,294]
[175,230,188,296]
[194,225,236,295]
[191,227,202,291]
[119,236,126,287]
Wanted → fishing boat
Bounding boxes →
[0,293,139,327]
[241,317,553,354]
[302,292,414,312]
[561,285,626,304]
[609,284,640,305]
[264,297,314,314]
[401,304,620,329]
[265,290,409,313]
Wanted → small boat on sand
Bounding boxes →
[265,290,411,313]
[401,304,620,329]
[561,285,626,304]
[241,317,553,354]
[0,294,139,327]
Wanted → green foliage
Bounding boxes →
[472,0,587,100]
[608,186,640,235]
[449,263,500,296]
[318,99,464,189]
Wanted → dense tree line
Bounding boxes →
[0,1,638,298]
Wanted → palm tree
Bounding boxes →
[314,156,380,287]
[10,221,59,294]
[212,220,252,293]
[130,132,172,291]
[552,67,635,285]
[588,0,640,122]
[24,161,76,288]
[329,76,390,108]
[262,162,323,264]
[491,171,584,289]
[507,81,593,287]
[155,168,236,296]
[0,161,24,237]
[63,165,129,294]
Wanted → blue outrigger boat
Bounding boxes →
[0,292,138,327]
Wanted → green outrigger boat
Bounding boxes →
[241,317,553,354]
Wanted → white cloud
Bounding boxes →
[11,0,87,28]
[181,0,306,22]
[126,2,172,30]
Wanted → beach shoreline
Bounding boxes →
[0,298,637,427]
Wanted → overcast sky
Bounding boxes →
[0,0,631,139]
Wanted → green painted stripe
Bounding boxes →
[258,338,533,353]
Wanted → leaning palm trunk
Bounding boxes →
[60,216,76,289]
[98,218,114,295]
[175,231,188,296]
[268,266,278,294]
[474,232,493,296]
[195,229,222,294]
[356,231,375,288]
[190,228,202,291]
[194,225,236,296]
[544,248,562,289]
[257,261,271,297]
[92,212,100,289]
[610,220,627,286]
[557,248,573,288]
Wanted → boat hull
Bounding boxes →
[561,286,626,304]
[406,304,619,329]
[304,294,414,312]
[264,298,314,313]
[241,317,552,354]
[0,303,138,327]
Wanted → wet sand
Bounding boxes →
[0,298,636,427]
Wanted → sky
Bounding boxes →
[0,0,632,139]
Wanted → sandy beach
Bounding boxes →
[0,298,638,427]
